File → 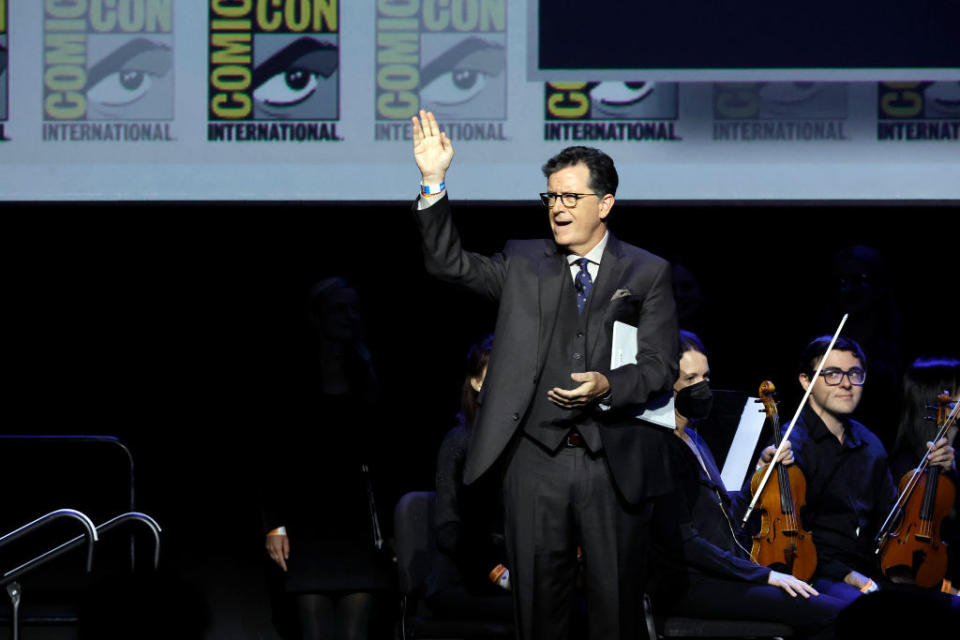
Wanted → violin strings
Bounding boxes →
[882,397,957,538]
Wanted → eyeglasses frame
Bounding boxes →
[539,192,601,208]
[818,367,867,386]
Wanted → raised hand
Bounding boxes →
[411,110,454,184]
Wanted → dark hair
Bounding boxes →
[798,335,867,378]
[679,330,707,358]
[541,146,618,197]
[894,357,960,459]
[460,334,494,430]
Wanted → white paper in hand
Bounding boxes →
[611,321,675,427]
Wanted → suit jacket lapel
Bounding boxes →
[586,234,626,362]
[537,247,566,375]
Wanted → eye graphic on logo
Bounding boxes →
[252,38,338,111]
[590,82,655,106]
[757,82,826,106]
[86,39,172,108]
[925,82,960,117]
[420,38,505,108]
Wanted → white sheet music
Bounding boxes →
[720,398,766,492]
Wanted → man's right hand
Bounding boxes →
[843,569,873,591]
[411,110,454,184]
[265,533,289,572]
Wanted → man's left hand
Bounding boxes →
[927,438,955,470]
[758,441,795,469]
[548,372,611,408]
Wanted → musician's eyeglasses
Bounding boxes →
[819,367,866,386]
[539,192,599,208]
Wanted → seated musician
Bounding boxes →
[428,335,513,621]
[890,357,959,480]
[788,337,956,605]
[651,331,844,638]
[888,357,959,592]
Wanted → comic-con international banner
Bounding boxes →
[42,0,175,142]
[877,83,960,142]
[712,83,849,142]
[375,0,507,141]
[208,0,340,143]
[0,0,9,141]
[544,82,680,142]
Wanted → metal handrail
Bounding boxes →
[0,435,135,515]
[1,512,161,588]
[0,509,98,578]
[0,435,137,568]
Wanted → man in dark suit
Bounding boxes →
[411,111,678,639]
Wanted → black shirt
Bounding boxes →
[790,405,897,582]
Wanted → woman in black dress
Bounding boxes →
[263,278,391,640]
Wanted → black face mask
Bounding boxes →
[675,380,713,420]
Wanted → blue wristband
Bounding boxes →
[421,181,445,195]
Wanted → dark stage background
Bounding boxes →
[2,201,958,637]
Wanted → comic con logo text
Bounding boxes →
[209,0,338,124]
[878,83,960,141]
[543,82,680,142]
[375,0,506,127]
[712,83,848,142]
[44,0,173,122]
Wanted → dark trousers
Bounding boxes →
[811,578,863,608]
[675,576,845,640]
[502,435,652,640]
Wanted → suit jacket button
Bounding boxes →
[572,352,582,360]
[576,331,584,338]
[512,413,520,421]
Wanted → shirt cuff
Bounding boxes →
[267,526,287,536]
[598,390,612,411]
[417,191,447,210]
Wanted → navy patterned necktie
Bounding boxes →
[574,258,593,314]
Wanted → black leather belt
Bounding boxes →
[565,432,585,448]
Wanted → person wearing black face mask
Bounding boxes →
[650,331,845,639]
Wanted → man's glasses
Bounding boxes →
[819,367,867,386]
[539,192,599,208]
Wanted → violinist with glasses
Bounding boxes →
[786,337,955,606]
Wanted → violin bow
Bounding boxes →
[742,313,849,526]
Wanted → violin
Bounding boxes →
[749,381,818,582]
[877,393,958,588]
